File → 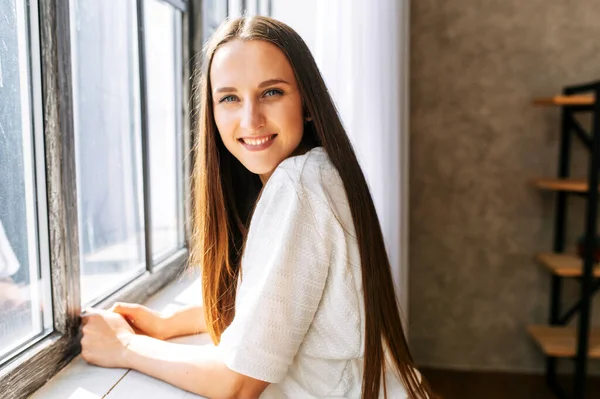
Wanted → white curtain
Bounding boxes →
[313,1,410,322]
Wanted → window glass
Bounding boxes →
[70,0,146,305]
[0,0,53,361]
[144,0,185,263]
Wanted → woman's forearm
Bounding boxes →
[163,304,206,339]
[124,335,239,398]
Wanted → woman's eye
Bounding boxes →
[219,95,238,103]
[264,89,283,98]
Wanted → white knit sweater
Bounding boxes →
[218,147,409,398]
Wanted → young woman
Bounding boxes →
[80,16,436,399]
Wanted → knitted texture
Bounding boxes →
[218,147,409,398]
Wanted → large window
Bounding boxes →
[71,0,147,305]
[70,0,188,306]
[0,1,191,398]
[145,0,185,263]
[0,0,52,362]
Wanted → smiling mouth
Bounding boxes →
[238,134,277,146]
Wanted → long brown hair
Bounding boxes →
[189,15,436,399]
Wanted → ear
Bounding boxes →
[302,103,313,122]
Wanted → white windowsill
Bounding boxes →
[30,275,211,399]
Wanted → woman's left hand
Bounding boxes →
[80,309,135,369]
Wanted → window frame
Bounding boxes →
[0,0,193,398]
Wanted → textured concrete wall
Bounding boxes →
[409,0,600,372]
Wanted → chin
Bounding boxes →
[252,165,276,176]
[236,145,298,176]
[240,159,276,176]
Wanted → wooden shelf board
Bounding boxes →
[532,95,595,106]
[531,178,595,193]
[528,325,600,358]
[535,252,600,278]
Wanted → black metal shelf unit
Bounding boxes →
[536,80,600,399]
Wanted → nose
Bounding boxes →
[239,100,265,131]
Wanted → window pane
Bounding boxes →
[0,0,52,360]
[144,0,184,263]
[71,0,146,305]
[203,0,228,42]
[258,0,271,16]
[244,0,258,16]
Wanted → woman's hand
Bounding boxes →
[80,309,135,369]
[109,302,169,340]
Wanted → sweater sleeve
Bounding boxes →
[218,170,330,383]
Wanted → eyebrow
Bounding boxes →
[213,78,291,94]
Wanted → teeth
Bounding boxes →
[242,135,274,146]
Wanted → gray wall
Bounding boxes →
[409,0,600,373]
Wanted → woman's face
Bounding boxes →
[210,39,306,184]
